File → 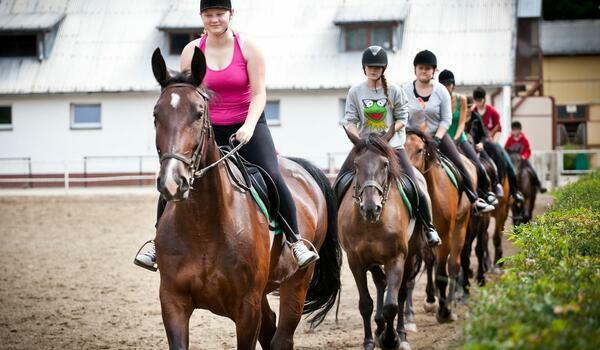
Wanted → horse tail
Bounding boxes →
[287,157,342,328]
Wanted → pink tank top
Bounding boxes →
[199,33,251,126]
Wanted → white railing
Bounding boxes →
[0,156,159,190]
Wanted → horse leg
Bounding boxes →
[423,247,437,313]
[435,246,452,323]
[378,256,405,350]
[258,295,277,350]
[403,277,417,332]
[396,256,416,350]
[160,288,193,350]
[369,265,387,338]
[474,222,487,286]
[271,268,312,350]
[233,294,262,350]
[348,255,376,350]
[446,222,467,321]
[493,216,504,270]
[460,226,474,297]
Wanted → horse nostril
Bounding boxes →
[179,177,190,193]
[375,204,382,214]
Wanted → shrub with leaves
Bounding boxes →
[462,173,600,350]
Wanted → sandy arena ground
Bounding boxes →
[0,188,553,349]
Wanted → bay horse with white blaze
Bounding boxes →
[337,127,419,350]
[150,47,341,350]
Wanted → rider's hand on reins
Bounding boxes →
[235,123,255,144]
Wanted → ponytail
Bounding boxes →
[381,73,394,112]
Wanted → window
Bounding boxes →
[342,23,398,52]
[0,106,12,130]
[169,32,202,55]
[265,101,281,126]
[556,105,588,147]
[71,104,101,129]
[0,34,38,57]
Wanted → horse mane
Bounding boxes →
[351,133,402,180]
[406,128,440,163]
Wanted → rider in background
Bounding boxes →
[505,121,547,193]
[465,96,505,199]
[439,69,497,206]
[402,50,494,214]
[135,0,318,270]
[472,87,525,203]
[340,46,441,246]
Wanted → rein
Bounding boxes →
[157,83,246,187]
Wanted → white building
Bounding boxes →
[0,0,517,181]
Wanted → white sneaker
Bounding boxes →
[473,198,495,214]
[485,192,499,206]
[134,242,157,271]
[291,241,319,269]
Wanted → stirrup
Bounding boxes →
[133,240,158,272]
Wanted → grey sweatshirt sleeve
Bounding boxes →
[392,86,409,125]
[438,84,452,130]
[343,87,360,126]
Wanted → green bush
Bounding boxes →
[463,174,600,350]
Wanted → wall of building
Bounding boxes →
[0,93,158,174]
[512,96,553,151]
[543,56,600,104]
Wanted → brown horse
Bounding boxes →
[508,150,538,226]
[460,155,495,292]
[490,162,511,272]
[404,129,473,323]
[150,47,341,350]
[337,127,419,350]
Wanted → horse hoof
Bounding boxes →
[399,341,412,350]
[423,298,438,314]
[491,266,503,275]
[376,333,399,350]
[404,322,418,333]
[364,339,375,350]
[435,310,456,324]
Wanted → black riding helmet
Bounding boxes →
[439,69,455,85]
[200,0,232,12]
[362,46,388,68]
[413,50,437,69]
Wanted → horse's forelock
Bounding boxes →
[406,128,439,163]
[352,133,402,180]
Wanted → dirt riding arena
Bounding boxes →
[0,189,552,349]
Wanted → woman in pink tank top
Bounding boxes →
[171,0,317,268]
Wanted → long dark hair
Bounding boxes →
[381,72,394,111]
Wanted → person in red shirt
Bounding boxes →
[505,121,546,192]
[473,86,502,142]
[505,121,531,159]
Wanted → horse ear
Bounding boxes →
[343,125,361,145]
[191,47,207,86]
[383,124,395,142]
[152,48,170,87]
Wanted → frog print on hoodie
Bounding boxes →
[362,98,388,132]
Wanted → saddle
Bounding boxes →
[439,155,462,190]
[219,146,285,234]
[333,170,416,218]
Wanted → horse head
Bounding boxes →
[151,47,210,201]
[343,125,398,223]
[404,128,439,173]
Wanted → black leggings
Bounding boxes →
[156,114,300,239]
[480,150,500,186]
[438,134,478,203]
[483,142,520,194]
[458,140,491,196]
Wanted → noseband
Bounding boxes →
[353,163,391,206]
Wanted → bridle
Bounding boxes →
[157,83,245,187]
[353,160,392,207]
